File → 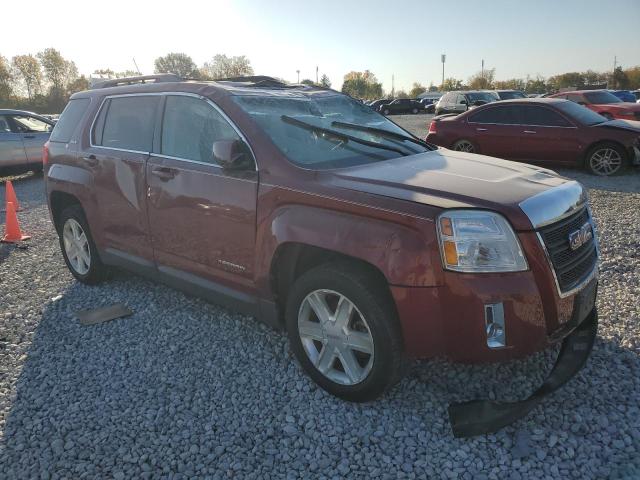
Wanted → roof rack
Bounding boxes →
[93,74,183,89]
[216,76,290,88]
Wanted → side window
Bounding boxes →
[0,115,13,133]
[50,98,91,143]
[98,96,158,151]
[455,94,465,104]
[161,95,241,164]
[521,106,571,127]
[468,106,519,124]
[12,115,51,133]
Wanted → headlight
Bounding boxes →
[437,210,528,272]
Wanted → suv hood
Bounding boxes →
[594,118,640,133]
[328,149,573,230]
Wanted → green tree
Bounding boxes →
[0,55,14,101]
[154,53,199,78]
[12,54,42,99]
[524,75,547,94]
[440,77,464,91]
[395,90,409,99]
[200,54,253,79]
[320,74,331,88]
[301,79,315,86]
[612,66,629,89]
[624,66,640,90]
[341,70,383,100]
[409,82,426,98]
[547,72,584,90]
[494,78,526,90]
[67,75,90,95]
[468,68,495,90]
[37,48,78,94]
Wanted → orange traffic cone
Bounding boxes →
[5,180,21,211]
[1,201,30,243]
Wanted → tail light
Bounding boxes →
[428,121,437,134]
[42,141,50,167]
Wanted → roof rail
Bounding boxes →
[216,75,288,87]
[93,74,183,89]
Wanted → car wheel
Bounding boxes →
[452,139,476,153]
[585,143,627,176]
[382,108,390,115]
[412,108,418,114]
[601,113,614,121]
[286,262,407,402]
[57,204,108,284]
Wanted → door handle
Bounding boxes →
[23,134,36,139]
[82,154,98,166]
[523,130,537,134]
[476,128,487,132]
[151,167,177,180]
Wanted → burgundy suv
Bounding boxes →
[44,75,599,436]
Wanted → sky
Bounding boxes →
[4,0,640,92]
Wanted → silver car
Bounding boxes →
[0,109,54,174]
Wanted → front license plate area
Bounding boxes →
[572,279,597,326]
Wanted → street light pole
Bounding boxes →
[441,54,446,88]
[296,70,300,83]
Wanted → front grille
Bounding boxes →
[538,206,597,293]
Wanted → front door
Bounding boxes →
[10,114,53,163]
[85,94,160,260]
[517,105,580,163]
[146,94,258,285]
[466,105,521,158]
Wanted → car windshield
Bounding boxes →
[555,101,607,126]
[499,91,526,100]
[466,92,497,103]
[233,93,428,169]
[583,91,622,104]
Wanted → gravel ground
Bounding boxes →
[0,145,639,479]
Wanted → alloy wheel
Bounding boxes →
[453,140,475,153]
[589,148,622,176]
[62,218,91,275]
[297,289,374,386]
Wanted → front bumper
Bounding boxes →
[449,307,597,437]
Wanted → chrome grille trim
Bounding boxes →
[519,181,588,229]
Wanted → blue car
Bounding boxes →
[610,90,637,103]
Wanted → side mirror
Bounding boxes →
[212,139,253,170]
[460,99,468,105]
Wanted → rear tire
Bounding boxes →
[285,262,407,402]
[452,139,476,153]
[57,205,108,284]
[585,142,627,176]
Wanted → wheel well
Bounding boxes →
[270,243,389,311]
[49,191,82,231]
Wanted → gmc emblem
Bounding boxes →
[568,222,593,251]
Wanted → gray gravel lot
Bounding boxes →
[0,130,639,479]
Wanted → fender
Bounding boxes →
[255,202,443,292]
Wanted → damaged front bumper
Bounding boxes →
[448,307,598,438]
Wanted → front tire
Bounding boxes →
[57,205,108,284]
[585,142,627,176]
[285,263,406,402]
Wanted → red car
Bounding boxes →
[45,76,600,436]
[549,89,640,121]
[426,98,640,175]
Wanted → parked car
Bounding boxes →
[549,90,640,121]
[0,109,55,175]
[493,90,527,100]
[418,98,436,113]
[367,99,391,112]
[631,90,640,103]
[610,90,637,103]
[379,98,421,115]
[426,98,640,176]
[435,91,497,115]
[45,75,599,435]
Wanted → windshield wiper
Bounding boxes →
[281,115,410,156]
[331,120,431,148]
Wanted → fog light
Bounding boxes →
[485,303,506,349]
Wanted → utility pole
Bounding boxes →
[316,66,318,84]
[296,70,300,83]
[133,58,141,75]
[441,54,446,89]
[481,59,484,83]
[612,55,617,89]
[391,74,395,98]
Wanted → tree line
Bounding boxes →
[344,65,640,101]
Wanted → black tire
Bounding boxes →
[452,139,477,153]
[285,262,407,402]
[57,204,108,284]
[382,108,390,116]
[412,108,418,114]
[584,142,628,176]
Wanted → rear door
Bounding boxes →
[466,105,521,157]
[517,105,580,163]
[10,114,53,163]
[146,94,258,285]
[0,114,27,169]
[86,94,159,261]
